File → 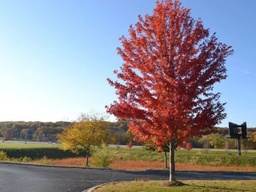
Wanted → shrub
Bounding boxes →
[0,150,8,160]
[21,156,32,162]
[1,148,85,159]
[127,142,133,148]
[34,156,53,165]
[93,147,114,168]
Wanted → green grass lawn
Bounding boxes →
[0,141,60,149]
[94,180,256,192]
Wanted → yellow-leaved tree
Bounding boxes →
[57,113,108,166]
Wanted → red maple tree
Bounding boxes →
[106,0,233,181]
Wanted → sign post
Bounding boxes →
[228,122,247,156]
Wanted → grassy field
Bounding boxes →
[105,146,256,166]
[0,142,256,167]
[94,180,256,192]
[0,141,60,149]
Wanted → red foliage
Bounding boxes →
[178,141,193,150]
[106,0,233,148]
[127,142,133,148]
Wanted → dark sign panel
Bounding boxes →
[228,122,247,139]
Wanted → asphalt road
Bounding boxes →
[0,163,255,192]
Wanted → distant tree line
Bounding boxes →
[0,121,71,142]
[0,121,255,149]
[190,127,256,150]
[0,121,133,144]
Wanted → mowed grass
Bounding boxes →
[0,141,60,149]
[94,180,256,192]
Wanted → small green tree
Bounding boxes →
[57,113,108,166]
[209,134,225,149]
[246,132,256,149]
[92,147,114,168]
[198,135,211,148]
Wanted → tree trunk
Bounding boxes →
[169,141,175,181]
[85,150,89,166]
[164,151,168,168]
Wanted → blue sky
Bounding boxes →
[0,1,255,127]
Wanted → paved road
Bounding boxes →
[0,163,255,192]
